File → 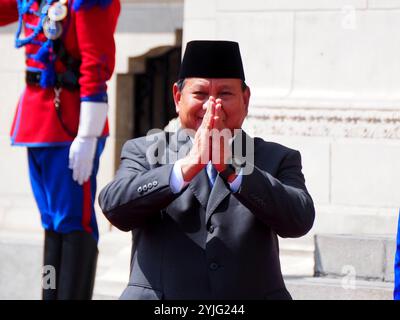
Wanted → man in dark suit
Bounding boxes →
[98,40,315,300]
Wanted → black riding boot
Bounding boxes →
[57,231,98,300]
[42,230,62,300]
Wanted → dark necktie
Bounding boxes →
[208,163,218,187]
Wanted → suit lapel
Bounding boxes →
[204,130,252,224]
[169,128,210,210]
[188,169,210,210]
[205,174,230,225]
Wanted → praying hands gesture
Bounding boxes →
[180,96,235,182]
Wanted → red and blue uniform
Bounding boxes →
[0,0,120,241]
[1,0,120,145]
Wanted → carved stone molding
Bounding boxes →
[245,107,400,139]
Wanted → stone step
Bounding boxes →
[278,235,315,278]
[314,234,396,282]
[285,276,394,300]
[279,235,315,253]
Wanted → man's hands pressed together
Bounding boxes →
[212,97,233,176]
[180,96,237,183]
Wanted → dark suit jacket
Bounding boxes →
[98,129,315,300]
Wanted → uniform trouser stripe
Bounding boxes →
[82,180,93,234]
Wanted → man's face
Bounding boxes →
[173,78,250,131]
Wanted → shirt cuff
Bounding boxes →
[228,168,243,193]
[170,159,189,194]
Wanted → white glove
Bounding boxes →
[69,101,108,185]
[69,136,98,185]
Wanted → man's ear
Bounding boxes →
[173,83,181,113]
[243,86,251,115]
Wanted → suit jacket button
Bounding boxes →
[209,262,219,271]
[143,185,148,192]
[137,186,142,193]
[209,225,215,234]
[147,182,153,190]
[152,180,158,187]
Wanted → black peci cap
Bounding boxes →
[178,40,245,80]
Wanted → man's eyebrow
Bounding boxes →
[218,85,235,91]
[190,85,208,91]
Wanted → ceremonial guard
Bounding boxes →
[0,0,120,299]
